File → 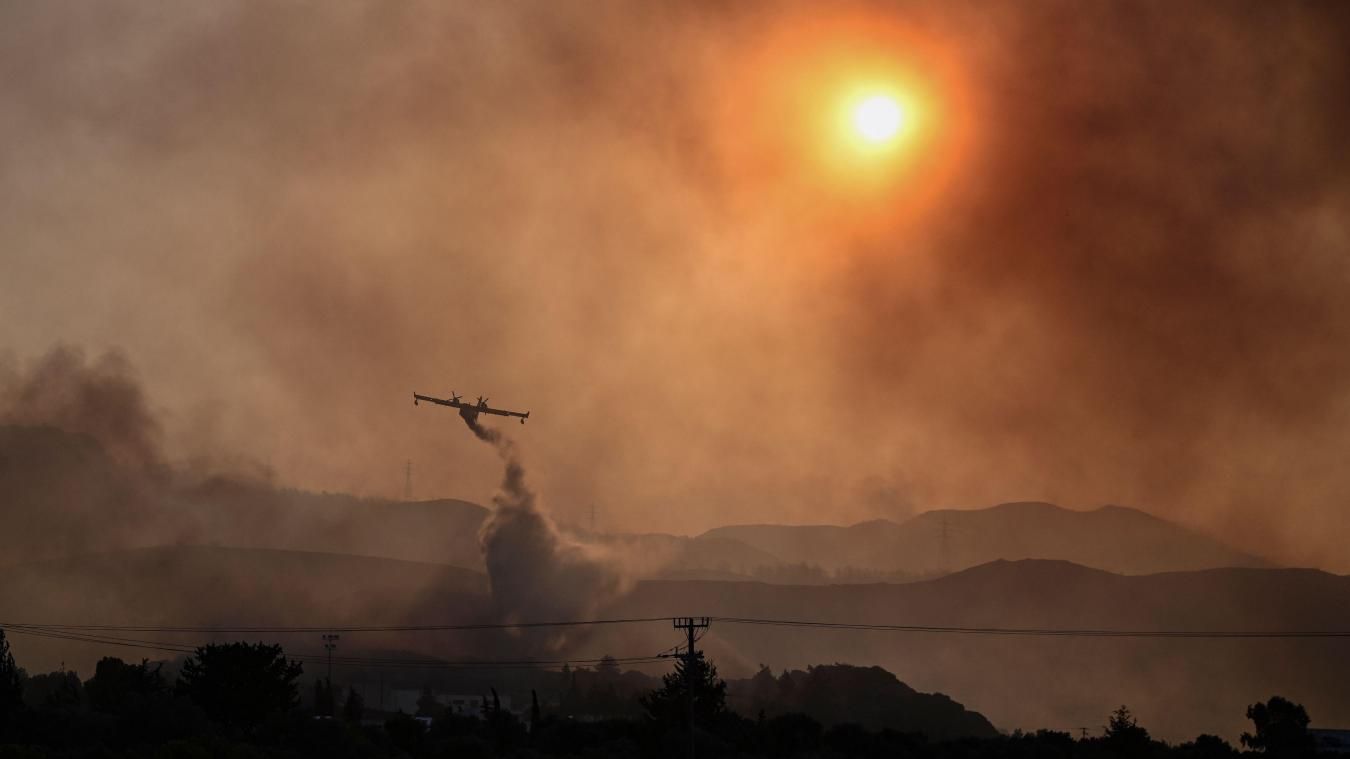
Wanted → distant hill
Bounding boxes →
[583,532,783,581]
[699,501,1267,575]
[181,479,491,568]
[0,545,488,624]
[729,663,997,740]
[696,520,905,574]
[0,424,491,570]
[600,561,1350,742]
[0,545,494,675]
[0,424,163,565]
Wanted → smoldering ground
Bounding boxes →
[2,0,1350,573]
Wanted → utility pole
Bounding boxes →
[673,617,710,759]
[404,460,413,501]
[590,503,597,534]
[322,633,340,717]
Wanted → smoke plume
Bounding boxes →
[1,346,162,474]
[468,415,629,636]
[0,346,173,563]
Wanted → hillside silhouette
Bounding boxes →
[731,664,997,740]
[700,501,1267,575]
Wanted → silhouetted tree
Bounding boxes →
[21,670,82,710]
[85,657,165,715]
[176,642,302,733]
[1241,696,1313,757]
[744,665,777,715]
[341,686,364,723]
[640,653,727,727]
[1177,734,1240,759]
[747,664,996,739]
[596,655,620,681]
[1104,704,1152,756]
[0,628,24,735]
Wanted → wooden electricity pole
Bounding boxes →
[673,617,710,759]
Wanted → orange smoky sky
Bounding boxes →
[2,2,1349,569]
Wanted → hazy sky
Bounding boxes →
[3,1,1348,569]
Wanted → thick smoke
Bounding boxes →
[0,346,162,473]
[0,346,171,563]
[467,415,629,636]
[2,1,1349,569]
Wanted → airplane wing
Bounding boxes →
[413,392,462,408]
[480,404,530,420]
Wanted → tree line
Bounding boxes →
[0,627,1330,758]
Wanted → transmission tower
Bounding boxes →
[939,515,950,574]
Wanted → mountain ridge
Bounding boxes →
[698,500,1267,575]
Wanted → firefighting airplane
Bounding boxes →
[412,391,530,425]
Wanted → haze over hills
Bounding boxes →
[604,561,1350,742]
[170,494,1267,580]
[3,547,1347,742]
[175,492,1269,580]
[0,424,1273,583]
[182,480,491,568]
[700,501,1268,576]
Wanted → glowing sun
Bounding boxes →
[853,94,905,144]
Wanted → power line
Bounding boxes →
[2,624,672,671]
[0,617,671,634]
[706,617,1350,638]
[8,615,1350,641]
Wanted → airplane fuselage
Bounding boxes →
[458,405,479,425]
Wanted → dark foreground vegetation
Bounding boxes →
[0,629,1332,758]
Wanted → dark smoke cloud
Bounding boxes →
[1,346,161,473]
[0,346,169,563]
[468,415,629,638]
